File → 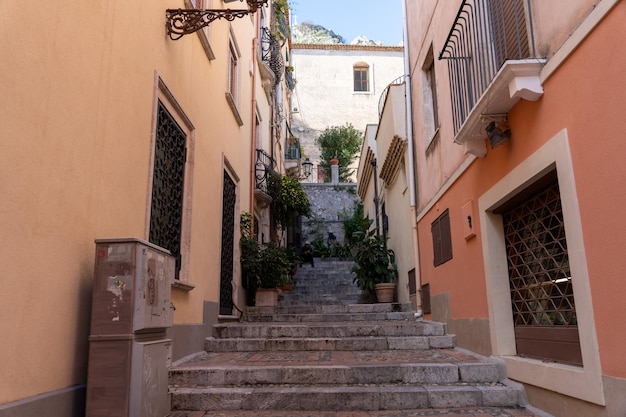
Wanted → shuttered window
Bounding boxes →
[431,209,452,266]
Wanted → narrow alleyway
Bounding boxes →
[167,259,550,417]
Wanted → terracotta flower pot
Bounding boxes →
[374,282,396,303]
[255,288,280,306]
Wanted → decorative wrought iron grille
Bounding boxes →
[149,102,186,279]
[503,178,576,327]
[219,171,236,315]
[261,27,283,85]
[439,0,534,134]
[254,148,276,195]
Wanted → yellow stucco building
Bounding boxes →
[0,1,294,415]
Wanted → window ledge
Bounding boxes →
[225,92,244,126]
[454,59,546,157]
[172,279,195,291]
[258,60,275,100]
[502,355,605,406]
[197,29,216,61]
[425,128,441,155]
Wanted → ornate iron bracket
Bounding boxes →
[166,0,268,40]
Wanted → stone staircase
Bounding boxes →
[168,258,527,414]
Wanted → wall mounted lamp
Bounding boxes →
[485,121,511,149]
[166,0,269,40]
[301,158,313,179]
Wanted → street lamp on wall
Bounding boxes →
[166,0,269,40]
[302,158,313,179]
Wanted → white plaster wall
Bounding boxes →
[290,46,405,174]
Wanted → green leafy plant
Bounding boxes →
[273,0,290,40]
[316,123,363,182]
[351,229,398,296]
[256,242,292,288]
[240,213,292,290]
[268,172,311,229]
[342,201,373,247]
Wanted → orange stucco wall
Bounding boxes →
[418,1,626,378]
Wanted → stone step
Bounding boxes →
[279,298,365,306]
[244,311,416,323]
[279,294,364,303]
[169,384,521,411]
[170,361,499,387]
[246,303,402,315]
[204,335,456,352]
[167,408,544,417]
[214,320,446,339]
[289,281,356,289]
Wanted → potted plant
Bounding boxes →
[254,242,292,305]
[240,213,291,306]
[351,229,398,303]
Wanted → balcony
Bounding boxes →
[439,0,545,156]
[254,148,276,207]
[261,27,283,86]
[284,134,301,178]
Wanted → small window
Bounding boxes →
[431,209,452,266]
[353,62,369,92]
[228,42,238,98]
[422,45,439,146]
[226,30,243,126]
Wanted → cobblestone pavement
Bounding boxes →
[168,407,543,417]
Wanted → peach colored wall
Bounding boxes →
[537,1,626,379]
[530,0,597,58]
[416,1,626,378]
[406,0,470,211]
[0,0,258,405]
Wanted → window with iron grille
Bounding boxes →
[353,63,369,92]
[149,101,187,279]
[431,209,452,266]
[501,173,582,365]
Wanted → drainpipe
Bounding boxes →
[371,158,380,237]
[402,0,422,313]
[250,13,260,221]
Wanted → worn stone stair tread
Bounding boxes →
[204,335,456,351]
[246,303,403,314]
[213,321,446,339]
[245,312,417,323]
[170,361,500,387]
[170,384,521,411]
[167,407,541,417]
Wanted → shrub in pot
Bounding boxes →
[351,229,398,303]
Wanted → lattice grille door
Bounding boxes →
[502,177,582,365]
[219,171,236,315]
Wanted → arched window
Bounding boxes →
[353,62,369,92]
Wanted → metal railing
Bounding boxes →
[254,148,276,194]
[439,0,535,134]
[378,75,406,117]
[261,27,283,85]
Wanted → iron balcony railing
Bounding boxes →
[439,0,536,134]
[261,27,283,85]
[378,75,406,117]
[254,148,276,194]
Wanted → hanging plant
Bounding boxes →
[273,0,290,41]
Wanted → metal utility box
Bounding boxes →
[86,238,174,417]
